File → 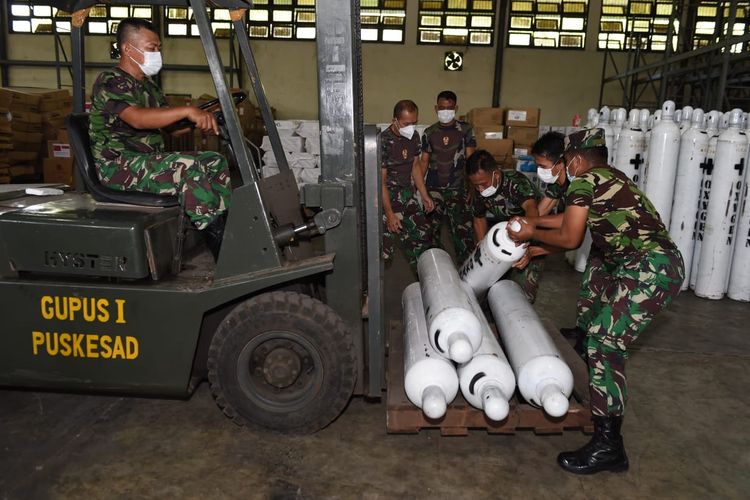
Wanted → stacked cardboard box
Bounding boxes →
[0,91,11,182]
[467,107,513,168]
[504,106,540,158]
[43,128,75,187]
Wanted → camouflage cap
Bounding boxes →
[564,128,606,153]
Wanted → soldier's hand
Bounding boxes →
[508,216,534,243]
[422,195,435,213]
[186,106,220,136]
[386,212,402,233]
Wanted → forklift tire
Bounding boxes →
[207,291,356,434]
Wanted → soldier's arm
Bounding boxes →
[537,197,559,216]
[120,105,218,135]
[411,157,434,212]
[508,205,587,249]
[465,146,476,158]
[418,152,430,177]
[521,198,539,217]
[473,216,488,242]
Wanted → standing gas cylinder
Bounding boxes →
[643,100,681,227]
[584,108,599,128]
[457,286,516,421]
[458,220,527,298]
[669,108,708,290]
[639,109,652,190]
[611,107,628,161]
[690,111,723,289]
[680,106,694,134]
[695,109,748,299]
[402,283,459,419]
[614,109,645,183]
[728,156,750,302]
[598,106,616,165]
[488,280,573,418]
[417,248,482,363]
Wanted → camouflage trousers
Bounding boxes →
[97,150,231,230]
[383,185,433,273]
[578,249,684,416]
[427,187,475,264]
[509,257,545,303]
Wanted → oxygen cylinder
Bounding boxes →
[457,286,516,421]
[680,106,694,134]
[598,106,616,165]
[639,110,652,190]
[721,112,730,130]
[574,230,592,273]
[695,109,748,299]
[668,109,708,290]
[643,100,681,227]
[585,108,599,128]
[417,248,482,363]
[487,281,573,418]
[611,108,627,160]
[459,221,527,297]
[614,109,646,183]
[728,161,750,302]
[675,109,682,126]
[403,283,459,419]
[690,111,723,289]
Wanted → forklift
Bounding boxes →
[0,0,385,434]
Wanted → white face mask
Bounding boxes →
[399,124,416,139]
[437,109,456,124]
[480,171,498,198]
[537,167,559,184]
[566,157,578,183]
[129,44,162,76]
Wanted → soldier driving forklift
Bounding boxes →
[0,0,384,435]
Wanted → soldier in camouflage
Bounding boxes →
[420,91,476,264]
[466,150,544,302]
[380,100,434,274]
[509,128,684,475]
[89,18,230,258]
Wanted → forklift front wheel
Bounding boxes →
[207,291,356,434]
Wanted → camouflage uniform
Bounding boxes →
[421,121,476,263]
[566,153,684,417]
[89,68,230,230]
[472,169,545,301]
[380,127,431,272]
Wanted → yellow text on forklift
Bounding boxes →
[31,296,139,359]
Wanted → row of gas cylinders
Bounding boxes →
[403,224,573,421]
[569,103,750,301]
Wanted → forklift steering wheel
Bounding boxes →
[169,91,247,131]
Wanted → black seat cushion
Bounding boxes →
[66,113,179,207]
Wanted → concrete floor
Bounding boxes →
[1,251,749,499]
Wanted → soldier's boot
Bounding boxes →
[560,326,585,339]
[561,326,588,361]
[557,416,629,474]
[203,213,226,261]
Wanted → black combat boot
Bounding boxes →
[203,214,226,261]
[560,326,584,339]
[560,326,588,361]
[557,415,629,474]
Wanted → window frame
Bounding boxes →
[506,0,589,50]
[417,0,498,47]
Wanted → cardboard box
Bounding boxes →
[42,110,68,123]
[164,94,193,108]
[0,91,11,109]
[47,140,73,158]
[467,107,504,127]
[475,137,513,164]
[506,126,540,146]
[473,125,504,140]
[43,157,75,186]
[12,131,43,143]
[39,95,73,113]
[505,107,540,127]
[513,145,531,157]
[10,110,42,124]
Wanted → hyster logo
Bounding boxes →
[44,251,128,273]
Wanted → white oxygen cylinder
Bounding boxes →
[643,100,681,227]
[695,109,749,299]
[639,110,652,190]
[675,109,682,127]
[417,248,482,363]
[680,106,694,134]
[599,106,616,165]
[669,108,708,290]
[457,286,516,421]
[611,108,627,160]
[614,109,646,183]
[721,112,730,131]
[728,160,750,301]
[574,230,592,273]
[487,280,573,418]
[458,220,527,298]
[690,111,723,289]
[403,283,459,419]
[585,108,599,128]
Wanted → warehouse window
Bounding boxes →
[361,0,407,43]
[7,2,71,34]
[165,6,235,38]
[417,0,497,46]
[692,0,750,52]
[86,5,154,35]
[507,0,588,49]
[598,0,679,51]
[246,0,317,40]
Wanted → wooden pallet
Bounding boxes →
[386,320,593,436]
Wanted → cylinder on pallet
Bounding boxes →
[668,108,708,290]
[680,106,694,134]
[458,221,527,297]
[487,280,574,417]
[614,109,645,183]
[403,282,459,419]
[457,286,516,421]
[599,106,616,165]
[643,101,681,227]
[639,110,652,190]
[728,163,750,302]
[585,108,599,128]
[418,248,482,363]
[690,111,723,289]
[695,109,749,299]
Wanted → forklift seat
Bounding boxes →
[66,113,179,207]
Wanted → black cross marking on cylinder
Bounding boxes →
[735,158,745,177]
[630,154,643,171]
[700,158,714,175]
